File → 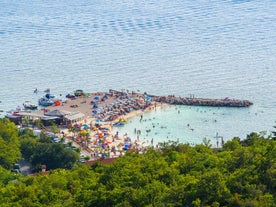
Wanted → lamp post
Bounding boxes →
[214,132,223,148]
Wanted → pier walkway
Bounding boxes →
[110,89,253,107]
[150,95,253,107]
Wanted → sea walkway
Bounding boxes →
[149,94,253,107]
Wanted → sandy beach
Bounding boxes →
[43,90,160,160]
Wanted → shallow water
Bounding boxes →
[115,103,272,147]
[0,0,275,146]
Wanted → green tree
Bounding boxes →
[23,116,30,127]
[30,143,79,171]
[0,128,275,206]
[39,130,52,143]
[272,123,276,140]
[222,137,241,151]
[202,137,211,147]
[0,118,21,169]
[51,121,59,135]
[197,169,230,205]
[35,118,44,129]
[0,165,20,185]
[20,137,39,160]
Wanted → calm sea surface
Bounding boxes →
[0,0,275,146]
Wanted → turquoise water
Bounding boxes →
[115,104,269,147]
[0,0,275,146]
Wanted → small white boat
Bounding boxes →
[23,101,38,110]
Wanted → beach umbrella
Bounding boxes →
[74,123,81,128]
[93,103,98,108]
[146,97,152,102]
[81,130,87,135]
[123,144,129,150]
[98,131,103,138]
[82,124,89,129]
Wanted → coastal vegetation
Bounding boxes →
[0,118,275,206]
[20,128,79,172]
[0,119,21,169]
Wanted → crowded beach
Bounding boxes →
[6,89,160,161]
[5,88,253,162]
[46,89,157,160]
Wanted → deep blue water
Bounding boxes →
[0,0,275,146]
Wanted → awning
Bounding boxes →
[64,112,85,121]
[42,116,60,120]
[45,109,71,117]
[17,112,45,118]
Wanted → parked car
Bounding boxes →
[52,138,61,143]
[45,132,58,139]
[12,164,21,173]
[14,163,21,170]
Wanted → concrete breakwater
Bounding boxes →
[110,90,253,107]
[149,95,253,107]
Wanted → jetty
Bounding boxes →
[110,89,253,107]
[149,95,253,107]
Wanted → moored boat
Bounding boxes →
[38,93,61,106]
[74,89,84,97]
[38,98,54,106]
[23,101,38,110]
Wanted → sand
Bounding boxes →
[43,90,160,160]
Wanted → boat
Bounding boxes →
[44,93,57,100]
[74,89,84,97]
[44,88,50,93]
[38,93,61,106]
[23,101,38,110]
[38,98,54,106]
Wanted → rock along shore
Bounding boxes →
[148,94,253,107]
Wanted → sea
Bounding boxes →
[0,0,275,147]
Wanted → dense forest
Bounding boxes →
[0,118,275,206]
